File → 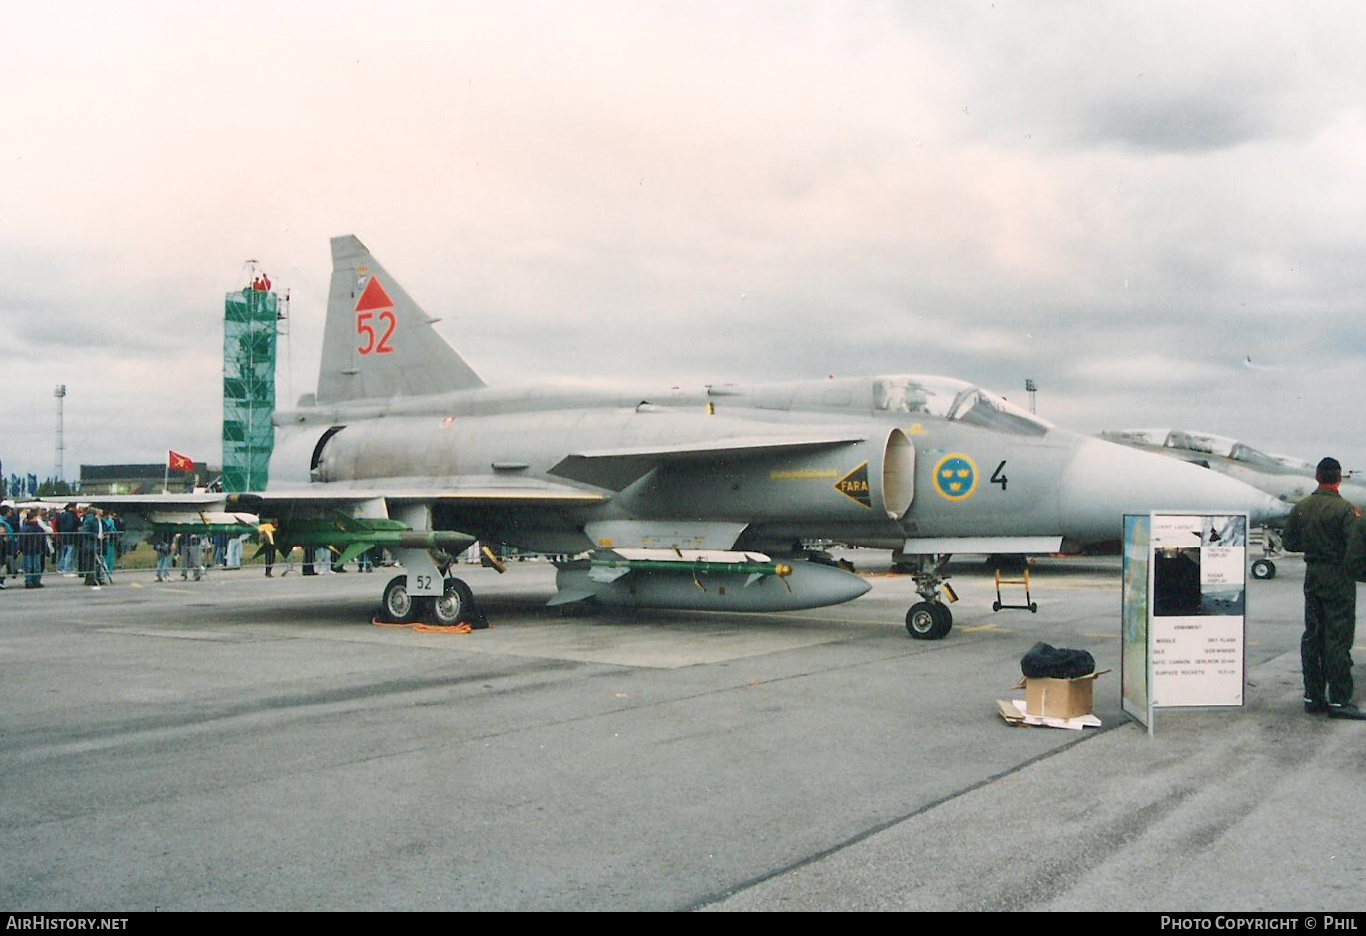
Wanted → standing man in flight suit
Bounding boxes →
[1284,457,1365,719]
[1348,515,1366,582]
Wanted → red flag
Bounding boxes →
[168,451,194,472]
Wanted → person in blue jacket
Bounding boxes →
[20,510,47,588]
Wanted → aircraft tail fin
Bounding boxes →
[316,235,486,404]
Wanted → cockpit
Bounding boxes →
[873,375,1053,437]
[1229,443,1313,471]
[1162,431,1312,470]
[1166,430,1237,457]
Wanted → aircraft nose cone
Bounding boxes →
[1254,497,1294,529]
[1060,438,1291,547]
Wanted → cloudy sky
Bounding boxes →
[2,0,1364,483]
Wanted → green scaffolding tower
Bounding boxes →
[222,288,278,492]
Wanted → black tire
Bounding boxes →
[1028,602,1038,613]
[934,602,953,634]
[429,577,474,625]
[1251,559,1276,580]
[906,601,951,640]
[381,575,417,623]
[447,576,474,606]
[992,600,1002,612]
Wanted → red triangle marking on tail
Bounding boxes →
[356,277,394,312]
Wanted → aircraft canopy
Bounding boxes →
[874,376,1052,437]
[1103,429,1313,471]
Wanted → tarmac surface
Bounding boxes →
[2,553,1362,911]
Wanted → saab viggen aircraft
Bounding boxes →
[1100,428,1362,580]
[66,236,1290,639]
[1098,429,1365,508]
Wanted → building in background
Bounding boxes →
[78,462,212,495]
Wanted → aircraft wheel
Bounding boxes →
[381,575,417,623]
[992,600,1002,612]
[429,577,474,625]
[1028,602,1039,613]
[1251,559,1276,580]
[935,602,953,634]
[906,601,951,640]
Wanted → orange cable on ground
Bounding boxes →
[370,618,476,635]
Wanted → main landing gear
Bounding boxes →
[896,552,956,641]
[427,577,476,625]
[381,572,485,628]
[381,574,417,623]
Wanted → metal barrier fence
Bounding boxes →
[0,528,130,586]
[0,527,396,587]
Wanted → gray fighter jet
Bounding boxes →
[1100,428,1363,580]
[73,236,1290,639]
[1099,428,1365,507]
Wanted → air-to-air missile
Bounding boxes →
[147,511,260,537]
[243,513,477,566]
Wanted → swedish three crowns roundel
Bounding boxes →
[933,454,978,502]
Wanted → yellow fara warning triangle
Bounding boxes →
[834,462,872,508]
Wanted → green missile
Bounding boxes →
[266,520,476,567]
[150,523,259,536]
[276,528,475,550]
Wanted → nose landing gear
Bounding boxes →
[897,552,955,640]
[380,566,485,628]
[905,600,952,639]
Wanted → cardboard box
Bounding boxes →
[1013,670,1110,720]
[996,698,1101,730]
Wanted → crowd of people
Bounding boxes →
[0,503,393,589]
[0,502,125,589]
[149,532,384,581]
[148,529,255,582]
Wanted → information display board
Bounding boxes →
[1123,512,1248,732]
[1121,514,1152,729]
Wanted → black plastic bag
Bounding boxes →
[1020,642,1095,679]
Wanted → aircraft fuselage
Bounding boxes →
[270,375,1279,558]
